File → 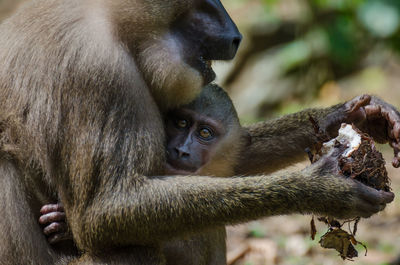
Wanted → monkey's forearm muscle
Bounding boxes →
[236,105,343,175]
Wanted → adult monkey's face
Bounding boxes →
[115,0,242,109]
[171,0,242,83]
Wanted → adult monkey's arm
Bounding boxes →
[235,95,400,175]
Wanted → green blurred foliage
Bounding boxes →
[224,0,400,118]
[263,0,400,68]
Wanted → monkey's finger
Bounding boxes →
[48,232,71,245]
[395,124,400,142]
[388,114,400,142]
[347,94,371,113]
[39,212,66,225]
[48,234,63,245]
[360,188,395,205]
[40,203,64,215]
[357,204,381,218]
[393,157,400,168]
[43,222,67,236]
[378,106,400,141]
[360,203,388,217]
[352,178,394,204]
[379,190,395,204]
[390,141,400,168]
[364,105,382,119]
[354,189,394,218]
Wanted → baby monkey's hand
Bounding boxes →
[39,203,71,244]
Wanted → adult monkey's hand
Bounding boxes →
[323,95,400,168]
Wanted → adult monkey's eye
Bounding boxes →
[199,128,213,140]
[176,119,188,129]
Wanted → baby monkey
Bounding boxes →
[164,84,249,178]
[39,84,249,255]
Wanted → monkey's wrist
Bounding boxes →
[320,103,349,138]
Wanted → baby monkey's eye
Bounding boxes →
[176,119,188,129]
[199,128,213,140]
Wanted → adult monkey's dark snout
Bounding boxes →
[199,0,242,60]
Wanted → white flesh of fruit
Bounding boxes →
[320,124,362,157]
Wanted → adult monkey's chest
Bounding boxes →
[130,107,167,177]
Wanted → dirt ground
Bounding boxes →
[226,148,400,265]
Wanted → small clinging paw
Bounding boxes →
[39,203,70,244]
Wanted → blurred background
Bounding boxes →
[218,1,400,265]
[1,0,399,264]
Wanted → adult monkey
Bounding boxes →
[0,0,397,264]
[0,0,242,264]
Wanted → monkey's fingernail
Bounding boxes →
[392,157,400,168]
[393,123,400,141]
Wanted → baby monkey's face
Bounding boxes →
[164,108,225,175]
